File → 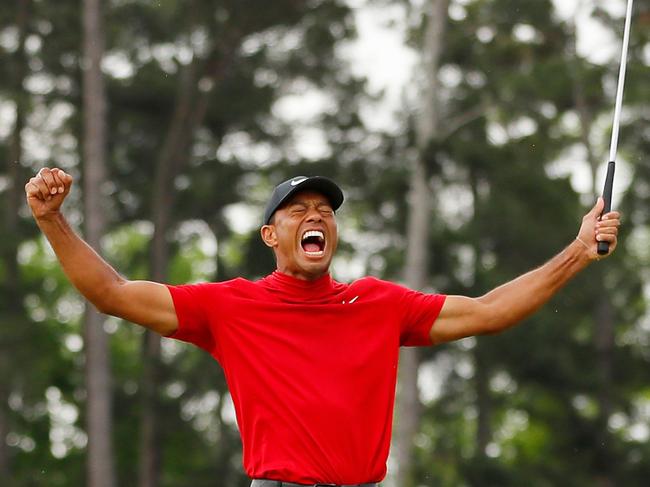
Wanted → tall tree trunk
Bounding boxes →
[593,297,615,487]
[569,22,615,485]
[82,1,115,487]
[391,1,448,486]
[468,169,493,457]
[582,112,616,487]
[137,55,197,487]
[0,393,8,487]
[392,160,428,487]
[0,61,24,487]
[138,39,236,487]
[0,1,31,483]
[474,344,491,454]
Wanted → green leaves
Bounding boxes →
[2,0,649,485]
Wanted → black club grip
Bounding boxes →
[597,161,616,255]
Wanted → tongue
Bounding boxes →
[304,242,321,253]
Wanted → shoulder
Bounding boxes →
[167,277,271,312]
[167,277,255,295]
[348,276,409,295]
[349,277,445,301]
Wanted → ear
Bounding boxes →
[260,225,277,248]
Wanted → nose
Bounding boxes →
[305,207,323,222]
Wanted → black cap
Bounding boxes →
[263,176,344,225]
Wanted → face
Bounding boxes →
[260,190,338,280]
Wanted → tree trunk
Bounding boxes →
[594,296,615,487]
[138,40,236,487]
[82,1,115,486]
[138,332,162,487]
[468,169,493,457]
[474,344,491,454]
[393,159,429,487]
[0,72,23,487]
[391,1,448,486]
[0,1,31,484]
[0,397,8,487]
[137,52,197,487]
[569,23,615,484]
[0,103,23,482]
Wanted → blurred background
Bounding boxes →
[2,0,650,486]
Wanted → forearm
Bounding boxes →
[478,239,590,331]
[35,211,125,313]
[25,168,178,334]
[433,199,619,345]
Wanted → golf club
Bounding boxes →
[598,0,634,255]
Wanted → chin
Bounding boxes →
[301,259,331,277]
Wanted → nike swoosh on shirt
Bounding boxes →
[290,177,308,186]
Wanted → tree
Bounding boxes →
[404,1,647,485]
[391,1,449,486]
[0,2,31,483]
[81,0,115,486]
[101,1,367,484]
[4,1,649,485]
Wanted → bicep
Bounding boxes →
[104,280,178,336]
[429,295,495,345]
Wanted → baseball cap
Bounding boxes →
[263,176,344,225]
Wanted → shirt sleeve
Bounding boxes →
[165,283,216,352]
[398,287,447,346]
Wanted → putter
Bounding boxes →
[598,0,634,255]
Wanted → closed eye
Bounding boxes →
[289,204,307,215]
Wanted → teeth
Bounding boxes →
[302,230,324,241]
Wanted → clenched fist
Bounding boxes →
[25,168,73,220]
[575,197,620,260]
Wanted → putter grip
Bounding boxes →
[598,161,616,255]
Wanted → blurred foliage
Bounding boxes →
[1,0,650,486]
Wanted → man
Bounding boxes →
[25,168,620,487]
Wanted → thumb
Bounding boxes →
[589,197,604,217]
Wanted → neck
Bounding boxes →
[275,266,329,281]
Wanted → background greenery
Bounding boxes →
[1,0,650,486]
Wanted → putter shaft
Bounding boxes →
[609,0,634,163]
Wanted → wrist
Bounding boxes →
[572,237,596,265]
[35,210,65,225]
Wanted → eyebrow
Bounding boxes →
[288,199,331,207]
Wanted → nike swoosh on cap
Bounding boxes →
[290,177,308,186]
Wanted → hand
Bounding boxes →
[25,168,73,220]
[576,197,620,260]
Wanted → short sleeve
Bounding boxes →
[399,288,447,346]
[165,283,215,352]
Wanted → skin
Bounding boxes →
[25,168,178,336]
[431,198,616,344]
[260,190,338,281]
[26,167,620,344]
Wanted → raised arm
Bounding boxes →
[25,168,178,336]
[430,198,620,345]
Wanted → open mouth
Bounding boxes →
[301,230,325,256]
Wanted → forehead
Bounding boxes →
[284,190,332,206]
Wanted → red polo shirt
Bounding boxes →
[166,271,446,484]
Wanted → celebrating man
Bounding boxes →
[25,168,620,487]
